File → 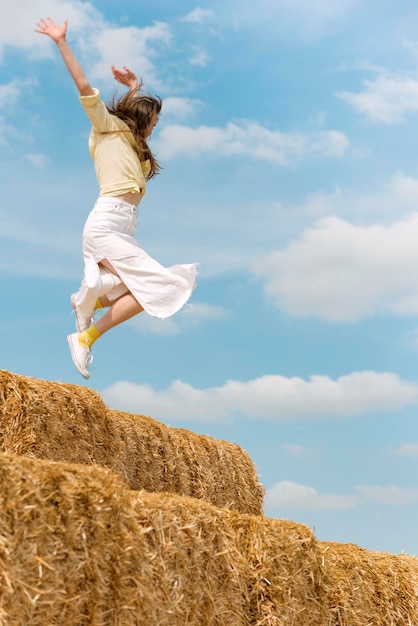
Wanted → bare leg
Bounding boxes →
[93,258,144,334]
[95,292,144,335]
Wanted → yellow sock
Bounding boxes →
[94,298,103,310]
[78,324,102,349]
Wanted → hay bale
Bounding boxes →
[3,449,417,625]
[0,370,264,515]
[0,370,113,463]
[110,409,264,515]
[0,452,247,625]
[228,514,328,625]
[0,452,327,626]
[320,541,418,625]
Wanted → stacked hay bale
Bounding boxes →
[0,370,263,515]
[0,452,328,626]
[109,408,262,514]
[228,514,326,624]
[320,542,418,625]
[2,369,418,625]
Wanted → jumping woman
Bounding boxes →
[35,17,197,379]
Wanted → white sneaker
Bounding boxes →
[71,294,93,333]
[67,333,93,379]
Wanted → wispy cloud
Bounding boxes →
[2,2,171,91]
[266,480,418,511]
[337,68,418,124]
[266,481,359,511]
[181,8,215,24]
[189,49,210,67]
[1,0,103,61]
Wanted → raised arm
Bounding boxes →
[35,17,94,96]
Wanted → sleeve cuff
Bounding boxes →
[79,87,100,107]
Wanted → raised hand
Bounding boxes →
[35,17,68,42]
[34,17,93,96]
[111,65,138,90]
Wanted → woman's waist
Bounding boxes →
[114,191,142,206]
[93,195,140,212]
[95,171,146,203]
[97,190,144,206]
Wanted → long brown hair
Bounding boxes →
[107,83,162,179]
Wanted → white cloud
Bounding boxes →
[252,212,418,322]
[102,380,228,421]
[0,0,102,61]
[385,171,418,200]
[101,370,418,422]
[266,481,359,511]
[82,22,172,89]
[181,8,215,24]
[337,69,418,124]
[1,3,170,90]
[266,480,418,511]
[155,122,349,164]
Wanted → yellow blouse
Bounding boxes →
[80,88,150,197]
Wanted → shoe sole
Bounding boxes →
[67,335,90,379]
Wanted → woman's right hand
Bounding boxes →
[111,65,138,90]
[35,17,68,42]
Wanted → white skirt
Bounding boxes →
[75,196,197,319]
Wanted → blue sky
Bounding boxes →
[3,0,418,555]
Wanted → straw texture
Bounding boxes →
[109,408,263,513]
[228,513,328,625]
[0,452,326,626]
[321,541,418,625]
[2,369,418,625]
[0,369,263,515]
